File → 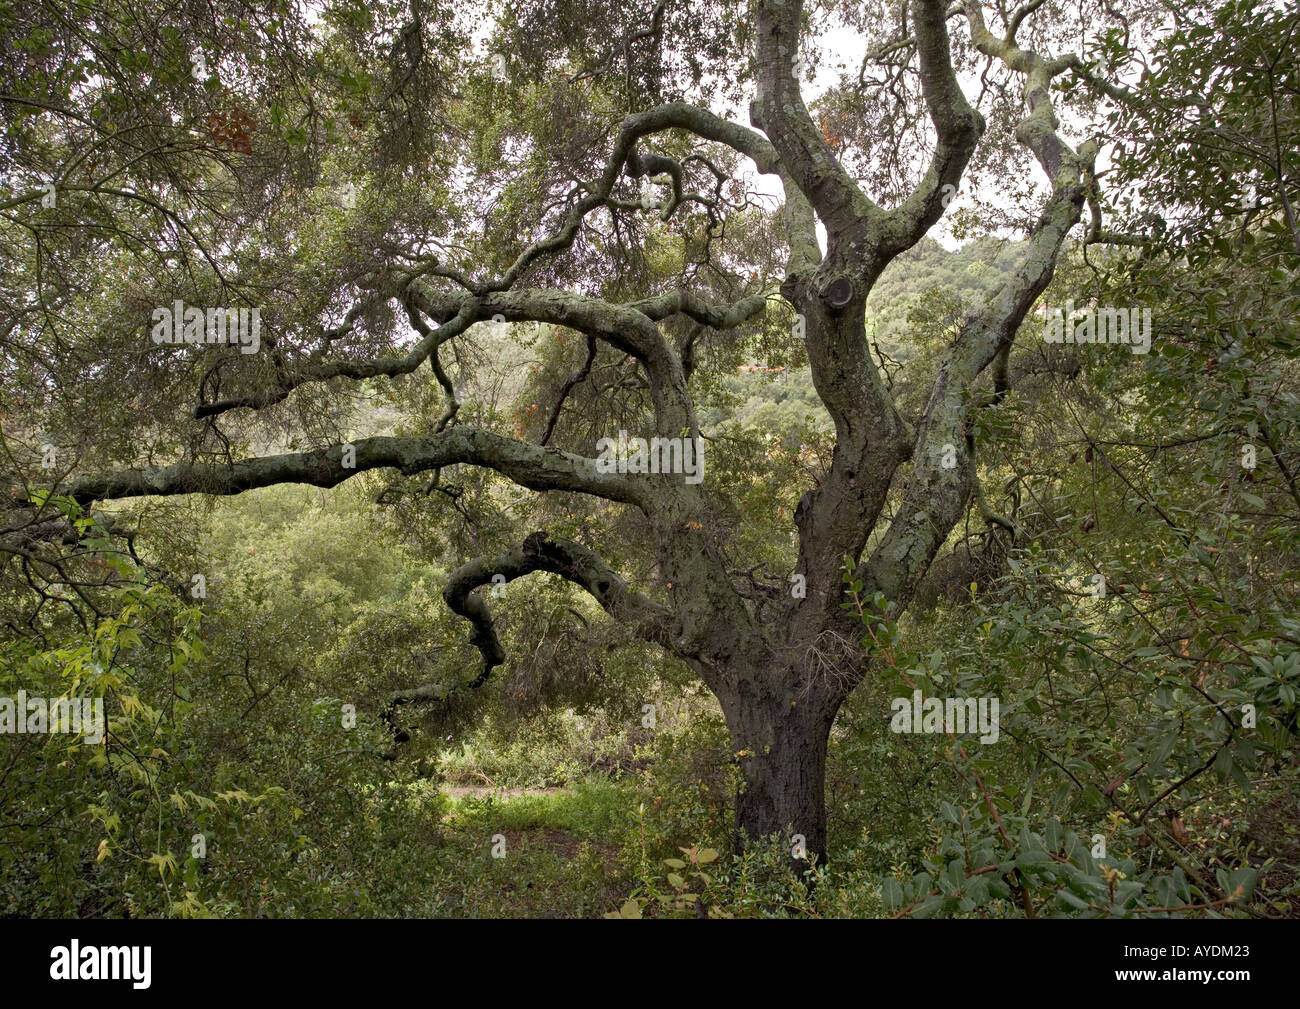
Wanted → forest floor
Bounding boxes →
[442,785,572,800]
[435,779,634,917]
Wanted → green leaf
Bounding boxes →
[911,895,945,918]
[881,877,904,911]
[1057,890,1091,912]
[1226,868,1256,900]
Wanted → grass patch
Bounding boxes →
[445,775,629,839]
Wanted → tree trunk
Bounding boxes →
[720,677,842,868]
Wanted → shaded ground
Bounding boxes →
[433,779,635,917]
[442,785,571,801]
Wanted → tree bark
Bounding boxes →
[719,675,844,868]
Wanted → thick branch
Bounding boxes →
[858,3,1094,610]
[753,0,880,236]
[59,430,649,509]
[408,281,697,434]
[629,290,768,329]
[883,0,985,255]
[443,530,674,687]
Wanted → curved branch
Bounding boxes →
[194,294,479,418]
[404,296,461,432]
[541,334,598,446]
[1006,0,1049,41]
[883,0,985,255]
[629,289,768,329]
[408,280,696,434]
[199,103,781,424]
[58,429,650,509]
[753,0,880,236]
[624,142,684,220]
[858,4,1095,610]
[443,530,674,687]
[487,103,780,292]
